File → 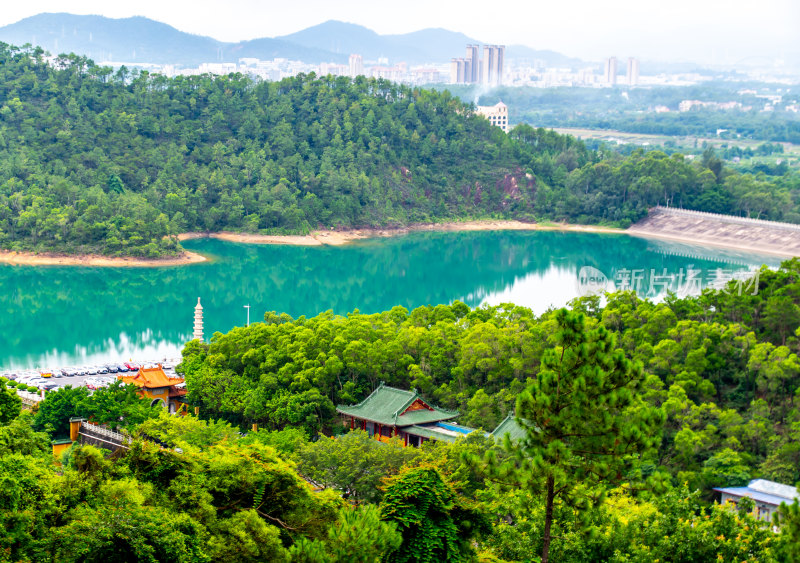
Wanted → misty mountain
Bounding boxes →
[0,13,585,69]
[0,13,224,66]
[278,21,484,64]
[504,45,586,68]
[0,13,342,66]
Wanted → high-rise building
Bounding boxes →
[466,44,480,84]
[349,54,364,78]
[450,44,504,85]
[450,58,468,83]
[627,57,639,86]
[481,45,505,86]
[604,57,618,85]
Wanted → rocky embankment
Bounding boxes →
[628,207,800,257]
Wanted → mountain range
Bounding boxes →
[0,13,584,68]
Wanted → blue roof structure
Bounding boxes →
[714,486,794,506]
[715,479,800,507]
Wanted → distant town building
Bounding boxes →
[466,44,480,83]
[604,57,618,85]
[450,44,504,85]
[409,67,441,84]
[369,63,406,81]
[476,101,509,132]
[715,479,800,522]
[482,45,504,86]
[627,57,639,86]
[348,54,364,77]
[450,58,468,83]
[320,62,349,76]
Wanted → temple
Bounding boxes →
[337,383,472,446]
[337,384,532,447]
[118,365,189,413]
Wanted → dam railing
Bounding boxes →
[653,206,800,233]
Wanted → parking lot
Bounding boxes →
[2,359,181,392]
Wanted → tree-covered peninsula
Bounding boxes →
[0,43,798,257]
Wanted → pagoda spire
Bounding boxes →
[193,297,204,342]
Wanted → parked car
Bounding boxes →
[125,363,140,371]
[116,364,129,372]
[104,364,118,373]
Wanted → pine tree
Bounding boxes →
[497,308,664,563]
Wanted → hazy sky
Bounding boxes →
[2,1,798,63]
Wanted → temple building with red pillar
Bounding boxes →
[336,383,476,446]
[118,365,190,414]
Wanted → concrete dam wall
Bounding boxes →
[627,207,800,258]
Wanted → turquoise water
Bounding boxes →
[0,231,782,370]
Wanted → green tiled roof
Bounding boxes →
[51,438,74,445]
[336,383,458,427]
[491,413,528,443]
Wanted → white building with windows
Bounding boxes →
[715,479,800,522]
[476,101,509,133]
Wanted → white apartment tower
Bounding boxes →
[604,57,618,85]
[450,58,468,83]
[466,44,480,83]
[627,57,639,86]
[349,54,364,78]
[482,45,505,86]
[451,44,504,85]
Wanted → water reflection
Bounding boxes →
[0,231,782,369]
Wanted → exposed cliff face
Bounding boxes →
[496,169,536,207]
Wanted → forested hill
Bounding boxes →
[0,44,797,258]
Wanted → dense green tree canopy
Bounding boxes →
[0,43,797,257]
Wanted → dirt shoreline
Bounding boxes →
[0,221,623,266]
[0,218,790,266]
[178,220,625,247]
[0,249,208,267]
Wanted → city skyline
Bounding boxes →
[2,0,798,67]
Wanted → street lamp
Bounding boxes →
[244,304,250,327]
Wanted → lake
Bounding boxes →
[0,231,783,370]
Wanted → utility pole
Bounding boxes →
[244,304,250,327]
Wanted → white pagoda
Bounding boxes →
[193,297,204,341]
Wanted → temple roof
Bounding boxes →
[336,383,458,427]
[491,413,528,443]
[119,366,184,389]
